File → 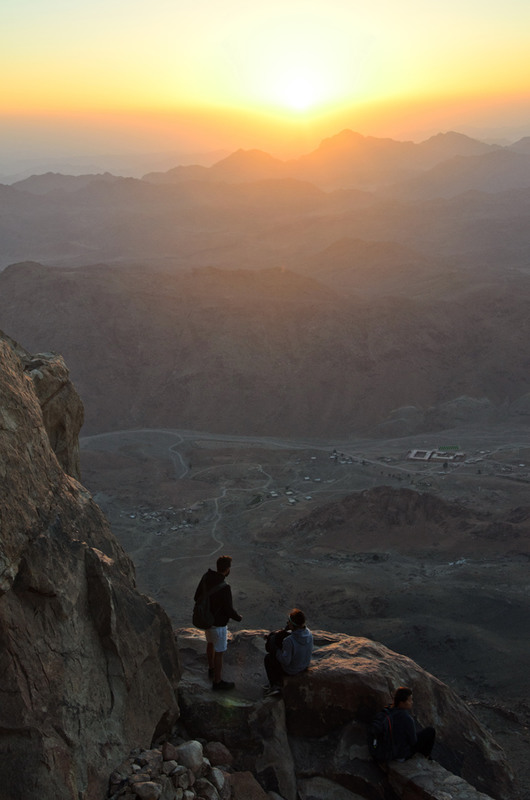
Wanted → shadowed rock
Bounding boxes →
[0,332,181,800]
[2,331,83,479]
[175,628,514,800]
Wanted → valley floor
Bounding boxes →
[80,422,530,798]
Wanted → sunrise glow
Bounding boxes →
[267,70,332,113]
[1,0,530,158]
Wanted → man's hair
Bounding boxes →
[288,608,306,627]
[393,686,413,706]
[216,555,232,573]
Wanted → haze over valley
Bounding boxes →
[4,0,530,794]
[2,129,530,797]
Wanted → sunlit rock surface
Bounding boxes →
[0,332,180,800]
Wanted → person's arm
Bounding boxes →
[227,585,242,621]
[275,634,294,668]
[404,713,418,749]
[218,585,242,621]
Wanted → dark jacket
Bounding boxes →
[390,708,417,760]
[194,569,242,627]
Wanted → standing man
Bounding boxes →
[194,554,242,691]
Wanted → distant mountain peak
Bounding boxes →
[425,131,478,142]
[420,130,499,153]
[214,148,284,168]
[316,129,366,151]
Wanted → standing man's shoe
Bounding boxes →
[212,680,235,691]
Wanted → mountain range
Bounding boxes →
[1,129,530,274]
[1,258,529,438]
[1,128,530,437]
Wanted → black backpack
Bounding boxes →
[192,581,225,630]
[368,706,395,763]
[265,628,290,656]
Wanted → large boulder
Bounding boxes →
[283,632,513,799]
[0,333,181,800]
[176,628,297,800]
[175,628,514,800]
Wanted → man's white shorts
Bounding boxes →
[205,625,227,653]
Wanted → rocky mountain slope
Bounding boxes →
[142,130,501,190]
[1,130,530,272]
[0,330,522,799]
[0,332,180,799]
[1,261,529,439]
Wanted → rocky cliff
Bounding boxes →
[175,628,515,800]
[0,331,180,800]
[0,330,518,800]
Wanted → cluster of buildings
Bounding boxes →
[407,446,466,463]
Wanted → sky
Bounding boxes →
[2,0,530,166]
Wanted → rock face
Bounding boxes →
[0,328,517,799]
[0,332,181,800]
[4,333,84,479]
[175,628,515,800]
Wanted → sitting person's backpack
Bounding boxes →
[265,628,290,656]
[368,706,395,763]
[192,582,225,630]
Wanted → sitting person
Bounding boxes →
[263,608,313,694]
[390,686,436,761]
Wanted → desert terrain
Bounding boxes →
[2,129,530,796]
[80,422,530,797]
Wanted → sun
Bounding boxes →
[277,74,320,111]
[221,13,370,117]
[264,63,334,114]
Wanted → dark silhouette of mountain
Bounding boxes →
[144,148,286,184]
[384,148,530,199]
[2,168,530,272]
[416,130,499,159]
[143,129,500,191]
[2,128,530,277]
[507,136,530,154]
[11,171,121,195]
[142,163,211,184]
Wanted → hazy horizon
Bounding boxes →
[2,0,530,177]
[2,111,530,182]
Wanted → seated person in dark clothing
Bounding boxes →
[391,686,436,761]
[263,608,313,694]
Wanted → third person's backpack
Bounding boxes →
[368,706,395,763]
[192,581,225,630]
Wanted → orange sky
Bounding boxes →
[1,0,530,159]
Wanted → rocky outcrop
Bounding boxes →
[0,332,181,800]
[108,739,234,800]
[387,758,497,800]
[175,628,515,800]
[106,735,497,800]
[107,737,284,800]
[2,331,84,479]
[0,327,518,800]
